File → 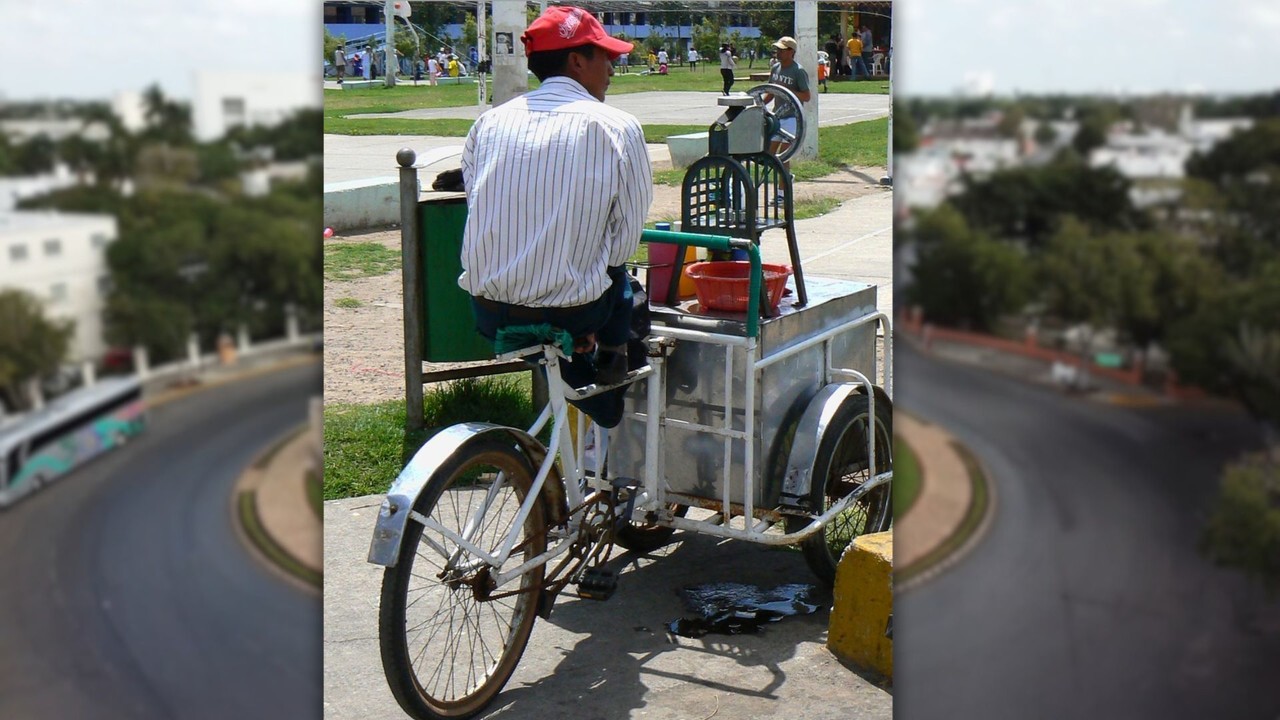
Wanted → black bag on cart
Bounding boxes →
[628,274,650,370]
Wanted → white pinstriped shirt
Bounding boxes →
[458,77,653,307]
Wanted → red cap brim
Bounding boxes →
[594,36,634,57]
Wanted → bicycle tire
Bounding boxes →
[785,393,893,585]
[379,437,547,720]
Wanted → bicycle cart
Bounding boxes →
[367,88,891,720]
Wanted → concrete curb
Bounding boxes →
[230,426,323,593]
[894,411,999,594]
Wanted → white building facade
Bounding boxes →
[0,211,117,363]
[192,72,319,142]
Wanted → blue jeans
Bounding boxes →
[472,265,632,427]
[852,56,869,79]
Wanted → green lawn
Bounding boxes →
[893,437,922,520]
[324,242,400,281]
[324,62,887,136]
[324,376,536,500]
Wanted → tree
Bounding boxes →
[691,17,722,59]
[949,156,1145,249]
[1038,217,1151,350]
[1033,122,1058,147]
[894,111,919,154]
[906,204,1032,331]
[744,2,794,42]
[0,289,74,413]
[140,84,193,146]
[15,133,56,174]
[1200,455,1280,589]
[1167,260,1280,444]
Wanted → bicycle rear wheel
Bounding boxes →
[379,438,547,720]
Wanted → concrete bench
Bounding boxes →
[324,147,463,231]
[665,132,709,169]
[339,80,379,89]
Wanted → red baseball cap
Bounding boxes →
[521,6,634,58]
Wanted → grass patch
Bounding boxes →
[238,491,322,588]
[323,376,536,500]
[650,118,889,186]
[324,242,400,281]
[306,469,322,521]
[896,439,992,585]
[323,116,476,136]
[792,197,843,220]
[333,297,363,309]
[642,124,709,144]
[893,438,922,520]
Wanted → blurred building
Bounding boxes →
[0,211,116,363]
[0,164,80,211]
[111,91,148,134]
[192,72,318,142]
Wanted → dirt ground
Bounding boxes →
[323,167,886,406]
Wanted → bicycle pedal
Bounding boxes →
[575,567,619,601]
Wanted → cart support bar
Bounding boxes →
[641,229,762,338]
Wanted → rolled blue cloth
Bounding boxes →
[493,324,576,357]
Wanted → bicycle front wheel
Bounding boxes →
[379,438,547,720]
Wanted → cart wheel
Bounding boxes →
[614,503,688,553]
[785,393,892,586]
[379,437,547,720]
[745,83,807,163]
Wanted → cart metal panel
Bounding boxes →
[611,276,879,511]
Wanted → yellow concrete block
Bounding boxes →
[827,531,893,679]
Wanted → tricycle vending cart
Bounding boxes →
[368,87,892,720]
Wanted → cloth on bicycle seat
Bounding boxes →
[494,324,575,356]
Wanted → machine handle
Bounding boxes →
[640,230,762,338]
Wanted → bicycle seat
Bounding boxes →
[494,324,576,360]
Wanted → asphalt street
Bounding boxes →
[893,341,1280,719]
[0,363,323,719]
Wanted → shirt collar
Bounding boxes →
[535,76,598,102]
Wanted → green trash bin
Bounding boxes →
[419,195,495,362]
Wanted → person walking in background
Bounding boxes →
[459,5,652,426]
[619,50,629,73]
[333,45,347,84]
[817,52,829,92]
[860,25,874,76]
[719,43,736,95]
[688,46,699,71]
[647,48,656,72]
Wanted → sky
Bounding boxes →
[896,0,1280,97]
[1,0,320,101]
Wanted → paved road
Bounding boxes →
[893,342,1280,719]
[0,364,323,719]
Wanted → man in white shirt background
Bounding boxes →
[458,6,653,427]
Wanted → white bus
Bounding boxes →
[0,377,147,507]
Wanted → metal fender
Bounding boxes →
[779,383,890,510]
[366,422,558,568]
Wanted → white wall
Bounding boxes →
[0,211,117,363]
[192,71,320,142]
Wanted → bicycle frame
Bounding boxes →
[369,229,892,596]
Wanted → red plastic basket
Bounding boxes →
[684,261,793,313]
